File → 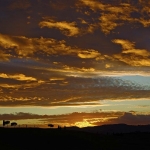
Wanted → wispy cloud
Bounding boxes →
[0,50,11,61]
[112,39,150,66]
[39,19,80,36]
[0,33,101,60]
[78,0,150,34]
[0,73,37,81]
[77,49,101,58]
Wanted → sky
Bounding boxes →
[0,0,150,128]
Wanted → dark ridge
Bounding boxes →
[67,124,150,134]
[1,124,150,149]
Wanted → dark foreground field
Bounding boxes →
[0,127,150,150]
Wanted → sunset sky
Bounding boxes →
[0,0,150,128]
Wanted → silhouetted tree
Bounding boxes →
[58,125,62,130]
[3,120,10,127]
[11,122,17,127]
[48,124,54,128]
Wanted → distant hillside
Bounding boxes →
[1,125,150,150]
[67,124,150,134]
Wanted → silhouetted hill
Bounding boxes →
[1,124,150,150]
[68,124,150,134]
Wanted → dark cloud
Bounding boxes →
[108,112,150,125]
[8,0,31,10]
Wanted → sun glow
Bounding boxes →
[74,119,94,128]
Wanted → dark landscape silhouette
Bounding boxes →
[1,123,150,150]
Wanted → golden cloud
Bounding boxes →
[79,0,150,34]
[78,18,98,34]
[0,50,11,61]
[62,65,95,73]
[78,49,101,59]
[99,14,120,34]
[0,73,37,81]
[39,19,79,36]
[79,0,134,34]
[0,34,35,56]
[39,17,98,36]
[114,55,150,66]
[0,33,102,61]
[0,34,18,49]
[139,18,150,27]
[112,39,135,50]
[112,39,150,66]
[87,24,97,33]
[79,0,106,11]
[0,84,17,88]
[50,77,65,81]
[122,49,150,57]
[105,64,112,69]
